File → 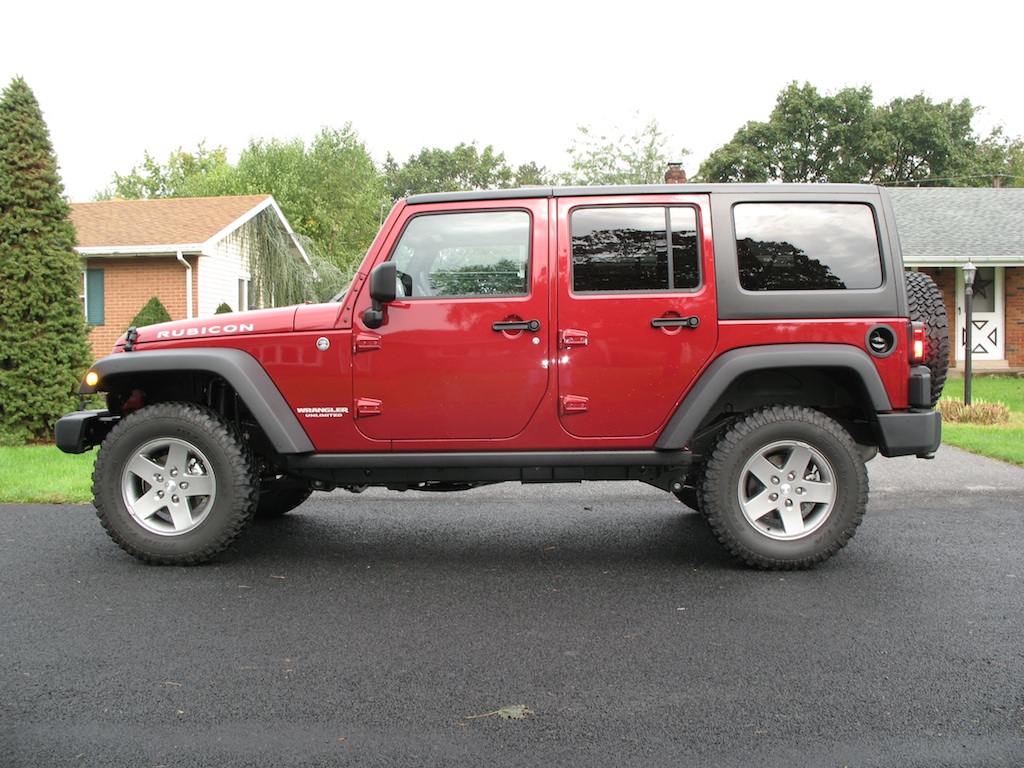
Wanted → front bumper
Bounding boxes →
[54,410,120,454]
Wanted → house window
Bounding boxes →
[83,269,105,326]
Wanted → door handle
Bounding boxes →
[492,319,541,332]
[651,316,700,329]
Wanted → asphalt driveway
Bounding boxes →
[1,446,1021,767]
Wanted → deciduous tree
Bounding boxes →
[384,142,549,200]
[561,116,686,186]
[99,126,387,281]
[697,81,1019,187]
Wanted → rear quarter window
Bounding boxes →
[734,202,882,291]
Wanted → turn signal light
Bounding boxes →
[84,370,100,388]
[910,323,926,363]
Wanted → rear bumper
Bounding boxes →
[876,410,942,458]
[54,410,119,454]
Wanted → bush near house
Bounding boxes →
[129,296,172,328]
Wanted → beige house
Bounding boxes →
[70,195,308,358]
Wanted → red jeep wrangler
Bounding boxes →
[56,184,948,569]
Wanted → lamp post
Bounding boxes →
[963,261,977,406]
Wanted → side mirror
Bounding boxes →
[369,261,398,304]
[363,262,397,329]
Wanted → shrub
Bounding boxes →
[938,398,1011,425]
[129,296,172,328]
[215,302,233,314]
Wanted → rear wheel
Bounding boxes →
[700,405,867,569]
[92,402,258,564]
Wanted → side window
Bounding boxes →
[571,206,699,292]
[734,202,883,291]
[389,210,530,298]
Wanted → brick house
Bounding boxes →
[70,195,308,358]
[888,187,1024,370]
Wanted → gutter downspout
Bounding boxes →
[176,251,193,319]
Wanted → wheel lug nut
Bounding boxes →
[156,490,164,499]
[171,495,180,504]
[155,474,163,483]
[771,477,780,485]
[180,482,189,490]
[769,493,779,502]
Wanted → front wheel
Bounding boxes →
[699,405,867,569]
[92,402,258,564]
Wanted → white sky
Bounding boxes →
[4,0,1021,201]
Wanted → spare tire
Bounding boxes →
[905,271,950,407]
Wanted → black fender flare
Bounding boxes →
[655,344,893,450]
[80,348,315,454]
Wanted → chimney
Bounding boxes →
[664,162,687,184]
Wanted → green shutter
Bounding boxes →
[85,269,104,326]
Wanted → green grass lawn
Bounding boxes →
[0,445,95,503]
[938,377,1024,467]
[1,378,1022,504]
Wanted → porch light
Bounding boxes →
[963,261,976,406]
[962,261,977,290]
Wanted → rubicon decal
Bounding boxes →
[155,323,256,339]
[296,406,350,419]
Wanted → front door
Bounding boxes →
[957,266,1004,362]
[352,201,550,442]
[555,196,718,439]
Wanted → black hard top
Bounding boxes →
[406,183,884,206]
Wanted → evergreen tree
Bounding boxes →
[0,76,92,442]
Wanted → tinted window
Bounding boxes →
[390,210,530,298]
[572,207,699,292]
[734,203,882,291]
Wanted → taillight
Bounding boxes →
[910,322,926,363]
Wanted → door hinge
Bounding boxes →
[355,397,383,417]
[560,395,589,414]
[560,329,589,348]
[354,333,381,353]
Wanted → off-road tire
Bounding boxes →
[906,270,950,407]
[699,405,868,570]
[92,402,258,565]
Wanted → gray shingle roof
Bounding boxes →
[888,187,1024,264]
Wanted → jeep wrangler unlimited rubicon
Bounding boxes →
[56,183,948,569]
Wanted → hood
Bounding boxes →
[114,306,300,350]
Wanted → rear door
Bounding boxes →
[351,199,550,442]
[555,194,718,439]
